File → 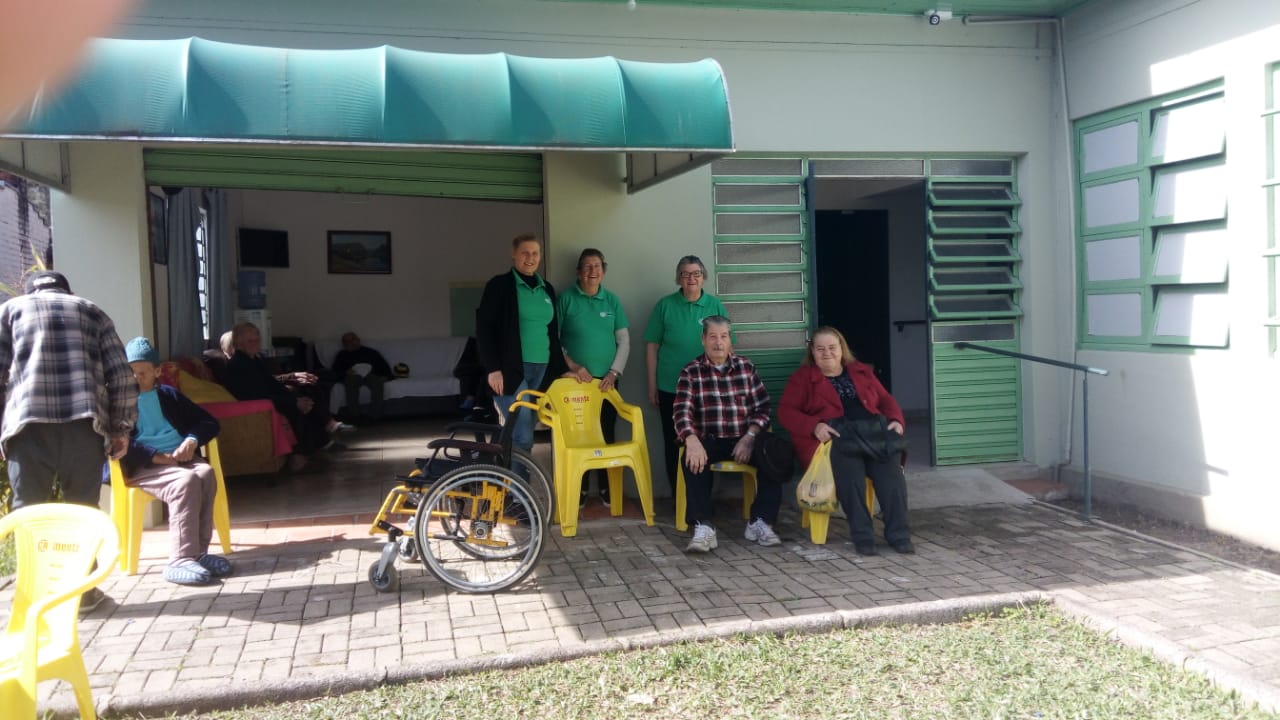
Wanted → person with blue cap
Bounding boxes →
[117,336,233,586]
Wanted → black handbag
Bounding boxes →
[831,416,907,464]
[756,430,796,479]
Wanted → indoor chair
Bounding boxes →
[0,503,120,720]
[108,437,232,575]
[674,450,760,533]
[519,378,655,537]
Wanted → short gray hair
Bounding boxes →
[675,255,708,279]
[701,314,731,337]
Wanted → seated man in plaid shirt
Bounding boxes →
[674,315,783,553]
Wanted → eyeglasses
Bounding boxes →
[678,271,704,279]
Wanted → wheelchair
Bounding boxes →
[367,393,554,594]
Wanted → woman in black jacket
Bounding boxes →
[476,233,569,451]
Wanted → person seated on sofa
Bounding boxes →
[331,331,393,421]
[223,322,350,470]
[115,337,233,586]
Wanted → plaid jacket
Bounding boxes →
[0,291,137,450]
[673,353,771,442]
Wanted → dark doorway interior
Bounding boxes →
[815,209,892,390]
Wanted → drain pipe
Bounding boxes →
[964,14,1082,489]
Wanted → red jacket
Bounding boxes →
[778,361,904,467]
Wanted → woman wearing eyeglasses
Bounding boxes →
[644,255,729,497]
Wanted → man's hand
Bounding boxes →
[813,422,840,443]
[732,433,755,464]
[171,437,198,463]
[296,396,315,414]
[684,436,708,474]
[107,435,129,459]
[487,370,504,397]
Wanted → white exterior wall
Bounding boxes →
[46,1,1069,487]
[1061,0,1280,548]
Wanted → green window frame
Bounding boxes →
[1074,80,1228,350]
[1265,62,1280,355]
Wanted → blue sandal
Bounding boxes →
[197,553,233,577]
[164,559,212,586]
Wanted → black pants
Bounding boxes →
[587,397,619,493]
[657,390,679,496]
[828,443,910,545]
[682,435,783,529]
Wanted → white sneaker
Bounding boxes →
[745,518,781,547]
[686,523,718,553]
[328,420,357,433]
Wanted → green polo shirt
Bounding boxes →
[643,290,729,393]
[557,283,629,377]
[514,269,554,363]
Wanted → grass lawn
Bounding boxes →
[173,605,1274,720]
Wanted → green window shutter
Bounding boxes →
[710,157,810,405]
[925,162,1023,464]
[144,147,543,202]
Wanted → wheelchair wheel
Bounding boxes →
[510,447,555,525]
[368,561,400,593]
[415,464,546,593]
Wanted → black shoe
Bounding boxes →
[79,587,107,615]
[891,540,916,555]
[599,485,612,508]
[855,542,878,556]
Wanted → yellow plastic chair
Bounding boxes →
[674,450,759,532]
[516,378,655,537]
[0,503,120,720]
[800,482,876,545]
[108,437,232,575]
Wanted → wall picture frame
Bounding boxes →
[147,192,167,265]
[327,230,391,274]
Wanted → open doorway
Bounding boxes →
[811,178,932,465]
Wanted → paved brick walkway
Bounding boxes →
[19,501,1280,716]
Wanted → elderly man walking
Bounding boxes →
[0,271,137,508]
[673,315,782,553]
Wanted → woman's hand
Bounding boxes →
[573,366,592,384]
[647,384,659,407]
[487,370,504,397]
[887,420,904,435]
[813,422,840,442]
[599,371,618,392]
[171,437,198,463]
[684,436,708,474]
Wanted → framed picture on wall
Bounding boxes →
[147,192,167,265]
[327,230,391,274]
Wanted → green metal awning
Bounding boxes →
[4,37,734,153]
[2,37,734,192]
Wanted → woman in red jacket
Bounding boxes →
[779,326,913,556]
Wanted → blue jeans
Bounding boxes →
[495,362,547,452]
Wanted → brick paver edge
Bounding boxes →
[96,591,1044,718]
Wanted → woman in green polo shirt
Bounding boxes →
[644,255,729,495]
[476,233,569,451]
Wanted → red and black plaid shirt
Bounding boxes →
[673,353,771,442]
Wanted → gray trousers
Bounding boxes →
[127,461,217,564]
[6,419,107,509]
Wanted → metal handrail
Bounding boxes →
[953,342,1108,520]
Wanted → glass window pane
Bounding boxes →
[1154,291,1229,346]
[713,184,801,206]
[1083,177,1140,229]
[1085,235,1141,282]
[932,212,1013,230]
[1152,164,1226,222]
[1151,95,1225,164]
[717,271,803,295]
[1153,226,1229,283]
[714,213,802,236]
[715,242,803,266]
[930,185,1014,203]
[1082,121,1139,174]
[932,240,1016,260]
[1086,293,1142,336]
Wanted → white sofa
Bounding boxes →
[313,336,469,416]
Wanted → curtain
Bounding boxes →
[166,188,202,358]
[205,189,234,344]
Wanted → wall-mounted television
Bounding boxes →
[238,228,290,268]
